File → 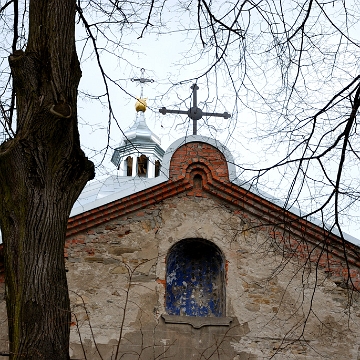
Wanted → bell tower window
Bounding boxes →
[126,156,133,176]
[155,160,161,177]
[137,155,148,177]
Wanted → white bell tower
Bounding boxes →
[111,70,164,178]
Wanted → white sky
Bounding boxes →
[77,28,241,171]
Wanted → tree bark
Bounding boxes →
[0,0,94,358]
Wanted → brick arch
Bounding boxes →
[169,142,229,182]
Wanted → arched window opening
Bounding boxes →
[166,239,225,317]
[155,160,161,177]
[126,156,133,176]
[193,174,202,189]
[137,155,148,177]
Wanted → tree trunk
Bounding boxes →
[0,0,94,358]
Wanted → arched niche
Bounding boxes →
[166,238,225,317]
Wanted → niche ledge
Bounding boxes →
[161,314,233,329]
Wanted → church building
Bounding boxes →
[1,94,360,359]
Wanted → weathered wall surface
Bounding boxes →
[65,194,360,360]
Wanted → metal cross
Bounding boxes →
[131,68,154,97]
[159,84,231,135]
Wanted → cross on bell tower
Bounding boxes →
[159,84,231,135]
[131,68,154,98]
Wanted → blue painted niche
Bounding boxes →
[166,239,225,317]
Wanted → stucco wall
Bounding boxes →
[64,195,360,360]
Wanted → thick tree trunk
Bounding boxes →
[0,0,94,358]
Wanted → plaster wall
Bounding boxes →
[64,195,360,360]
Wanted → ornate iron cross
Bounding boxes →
[159,84,231,135]
[131,68,154,97]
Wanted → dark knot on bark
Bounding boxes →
[9,49,25,61]
[50,102,72,119]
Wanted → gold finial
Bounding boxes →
[135,98,147,112]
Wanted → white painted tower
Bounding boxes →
[111,98,165,178]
